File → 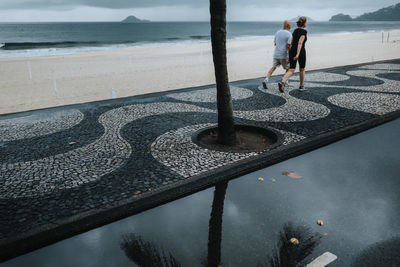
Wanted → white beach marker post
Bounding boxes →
[382,31,384,43]
[27,61,32,80]
[52,70,59,98]
[387,32,390,43]
[111,88,117,99]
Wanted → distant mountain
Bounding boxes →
[122,16,150,23]
[355,3,400,21]
[330,3,400,21]
[290,16,315,22]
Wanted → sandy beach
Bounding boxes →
[1,30,400,115]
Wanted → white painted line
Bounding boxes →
[52,70,59,98]
[111,88,117,99]
[27,61,32,80]
[306,252,337,267]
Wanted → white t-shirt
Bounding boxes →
[273,30,292,59]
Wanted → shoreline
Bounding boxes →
[1,30,400,114]
[1,29,400,60]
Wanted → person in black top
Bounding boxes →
[278,16,308,92]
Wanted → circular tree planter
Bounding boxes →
[192,124,282,153]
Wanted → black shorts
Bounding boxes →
[289,49,306,69]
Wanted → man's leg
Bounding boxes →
[266,66,276,79]
[263,60,279,89]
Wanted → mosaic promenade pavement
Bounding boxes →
[1,60,400,256]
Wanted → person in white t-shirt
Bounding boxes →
[262,20,292,89]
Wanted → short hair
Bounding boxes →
[296,16,307,27]
[283,20,291,29]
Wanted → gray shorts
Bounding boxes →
[273,58,289,69]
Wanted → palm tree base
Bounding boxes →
[193,125,282,153]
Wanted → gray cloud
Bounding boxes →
[0,0,398,10]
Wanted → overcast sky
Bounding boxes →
[0,0,398,22]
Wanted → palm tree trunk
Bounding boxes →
[207,181,228,267]
[209,0,236,145]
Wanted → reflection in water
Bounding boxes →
[206,181,228,267]
[119,181,229,267]
[120,234,181,267]
[119,182,321,267]
[266,223,321,267]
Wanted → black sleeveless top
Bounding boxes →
[291,28,307,50]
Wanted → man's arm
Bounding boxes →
[286,36,292,61]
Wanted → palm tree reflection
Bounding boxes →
[206,181,228,267]
[120,234,181,267]
[265,222,321,267]
[119,181,228,267]
[120,184,321,267]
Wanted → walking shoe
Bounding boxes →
[278,82,285,93]
[262,81,268,89]
[299,85,307,91]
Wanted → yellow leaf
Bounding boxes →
[69,141,78,145]
[258,177,264,181]
[290,237,299,245]
[317,220,324,226]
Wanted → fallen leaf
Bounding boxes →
[290,237,299,245]
[317,220,324,226]
[270,178,276,182]
[282,171,302,179]
[133,190,141,195]
[148,188,152,192]
[322,232,328,236]
[69,141,78,145]
[258,177,264,181]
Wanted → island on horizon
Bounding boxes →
[121,15,151,23]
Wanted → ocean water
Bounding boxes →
[0,21,400,58]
